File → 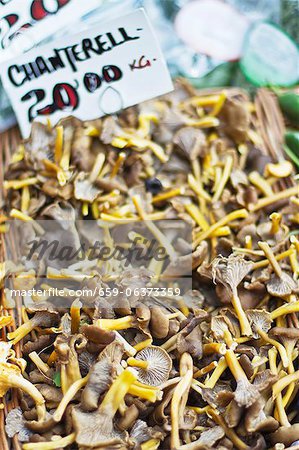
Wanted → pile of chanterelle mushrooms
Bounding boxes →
[1,80,299,449]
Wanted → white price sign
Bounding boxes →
[0,9,173,137]
[0,0,101,63]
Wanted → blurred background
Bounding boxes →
[0,0,298,131]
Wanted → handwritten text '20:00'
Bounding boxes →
[21,65,123,122]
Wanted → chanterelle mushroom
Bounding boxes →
[244,396,278,433]
[247,310,288,368]
[2,80,299,450]
[212,255,253,336]
[173,126,207,161]
[72,368,137,447]
[81,341,123,411]
[258,241,297,297]
[225,348,260,408]
[0,342,46,421]
[7,303,60,344]
[211,315,235,347]
[127,345,172,387]
[5,407,32,442]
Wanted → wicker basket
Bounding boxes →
[0,87,295,449]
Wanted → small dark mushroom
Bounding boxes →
[81,341,123,411]
[212,255,253,336]
[270,424,299,446]
[244,396,278,433]
[177,318,203,358]
[117,404,139,431]
[7,304,60,345]
[72,368,137,447]
[173,126,207,160]
[219,97,250,143]
[150,307,170,339]
[81,324,115,345]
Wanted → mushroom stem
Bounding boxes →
[128,384,157,402]
[258,241,282,277]
[100,368,137,415]
[245,235,252,249]
[53,376,89,422]
[127,357,149,370]
[188,174,212,202]
[152,187,184,204]
[0,316,12,329]
[290,235,299,254]
[205,357,228,389]
[29,352,51,376]
[4,177,38,190]
[281,344,296,407]
[207,407,249,450]
[203,343,226,355]
[132,195,177,259]
[59,126,73,171]
[185,116,220,128]
[23,432,76,450]
[289,245,298,277]
[268,348,290,427]
[188,405,210,414]
[271,302,299,319]
[21,186,30,212]
[252,248,294,270]
[194,361,217,378]
[235,337,251,344]
[7,319,36,345]
[61,364,68,395]
[231,289,252,336]
[82,202,89,216]
[185,203,209,230]
[54,125,63,163]
[88,153,105,182]
[250,185,298,212]
[133,339,152,352]
[171,353,193,449]
[282,383,295,408]
[272,370,299,399]
[3,372,46,421]
[248,171,273,197]
[270,213,282,234]
[177,299,189,317]
[42,159,67,186]
[141,439,160,450]
[257,329,289,368]
[70,299,82,334]
[223,329,234,347]
[213,155,233,202]
[194,209,249,246]
[110,152,126,179]
[225,349,247,382]
[114,331,137,356]
[96,316,134,330]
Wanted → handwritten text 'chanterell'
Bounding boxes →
[129,55,152,71]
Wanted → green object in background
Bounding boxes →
[285,130,299,155]
[278,92,299,126]
[53,371,61,387]
[240,21,299,87]
[183,62,238,89]
[284,130,299,168]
